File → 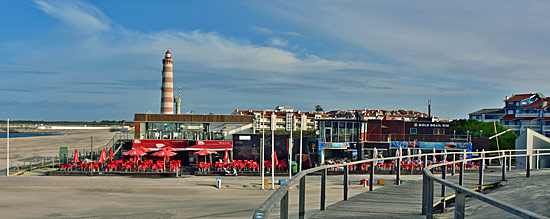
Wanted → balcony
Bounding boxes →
[506,124,520,130]
[515,113,539,118]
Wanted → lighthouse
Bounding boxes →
[161,50,174,114]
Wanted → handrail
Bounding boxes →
[253,148,550,219]
[424,150,550,219]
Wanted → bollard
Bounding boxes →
[216,178,222,189]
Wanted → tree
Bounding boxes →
[450,119,517,150]
[315,105,324,112]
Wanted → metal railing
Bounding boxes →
[252,149,550,219]
[423,149,550,219]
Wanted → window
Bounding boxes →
[433,128,445,135]
[410,128,417,134]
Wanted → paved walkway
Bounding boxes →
[310,167,525,219]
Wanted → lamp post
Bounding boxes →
[289,114,293,179]
[271,114,275,190]
[261,112,265,190]
[6,117,9,176]
[90,136,93,176]
[299,113,303,172]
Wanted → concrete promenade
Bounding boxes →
[311,167,547,219]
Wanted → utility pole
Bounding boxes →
[299,113,303,172]
[90,136,93,176]
[6,117,10,176]
[271,113,275,190]
[289,114,293,179]
[261,112,265,190]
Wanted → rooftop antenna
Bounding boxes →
[428,99,431,118]
[174,86,182,114]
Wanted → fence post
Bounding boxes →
[526,153,530,178]
[536,149,540,169]
[441,165,446,197]
[451,153,455,176]
[280,191,289,219]
[344,165,349,200]
[369,161,374,191]
[426,178,434,219]
[320,169,326,211]
[479,157,484,186]
[508,151,512,171]
[455,190,466,219]
[459,159,464,186]
[396,157,401,185]
[299,176,306,219]
[422,173,427,215]
[423,155,428,169]
[502,153,506,181]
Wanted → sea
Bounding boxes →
[0,133,63,138]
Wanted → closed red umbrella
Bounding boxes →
[272,152,278,168]
[109,147,114,160]
[73,149,80,163]
[99,148,107,163]
[223,149,229,163]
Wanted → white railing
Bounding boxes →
[515,113,539,117]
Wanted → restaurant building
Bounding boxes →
[132,113,254,165]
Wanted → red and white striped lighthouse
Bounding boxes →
[161,50,174,114]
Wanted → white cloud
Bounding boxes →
[251,26,302,37]
[267,38,289,47]
[34,0,112,34]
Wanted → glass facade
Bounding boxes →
[143,122,226,140]
[319,120,358,143]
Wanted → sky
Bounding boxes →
[1,0,550,121]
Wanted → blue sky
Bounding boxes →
[1,0,550,121]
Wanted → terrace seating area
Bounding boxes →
[59,158,182,173]
[325,159,482,172]
[194,159,290,173]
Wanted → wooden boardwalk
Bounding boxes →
[310,168,514,219]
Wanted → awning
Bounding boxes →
[187,141,233,151]
[132,139,188,150]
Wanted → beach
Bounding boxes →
[0,130,117,171]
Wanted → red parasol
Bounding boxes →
[99,148,107,163]
[193,149,217,156]
[160,146,179,152]
[122,149,147,162]
[152,150,177,171]
[134,146,152,153]
[223,148,229,163]
[194,149,217,163]
[109,147,114,160]
[73,149,80,163]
